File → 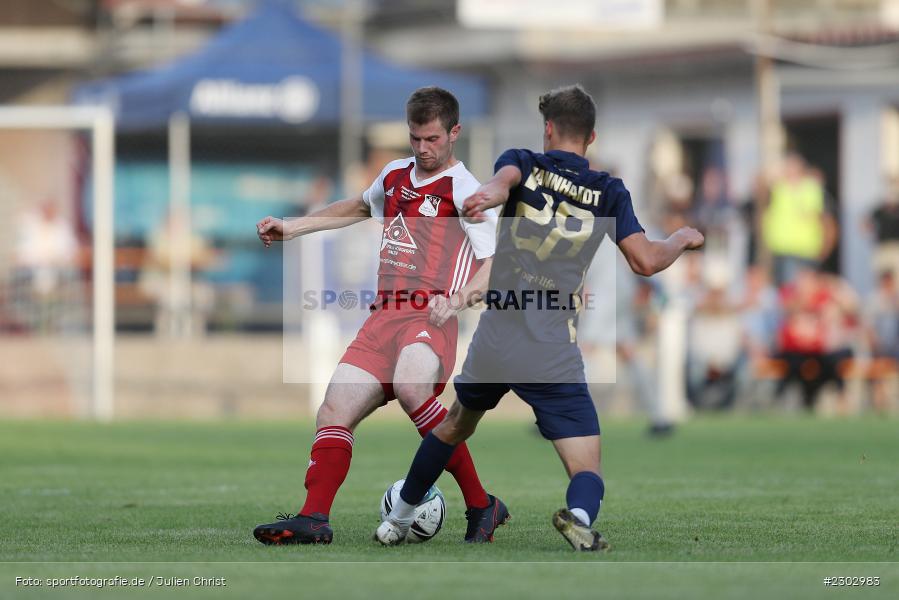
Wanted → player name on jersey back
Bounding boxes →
[487,148,644,343]
[528,167,603,206]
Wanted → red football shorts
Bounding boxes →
[339,304,458,401]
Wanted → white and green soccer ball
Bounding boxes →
[380,479,445,543]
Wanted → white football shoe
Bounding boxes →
[373,519,409,546]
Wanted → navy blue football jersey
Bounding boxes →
[485,148,644,343]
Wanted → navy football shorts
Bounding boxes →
[453,313,600,440]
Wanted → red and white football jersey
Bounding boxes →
[362,157,497,296]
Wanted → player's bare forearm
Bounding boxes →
[257,196,371,247]
[619,228,704,277]
[462,166,522,221]
[288,196,371,238]
[646,232,694,273]
[427,257,493,327]
[454,257,493,308]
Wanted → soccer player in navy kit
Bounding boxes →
[376,84,704,550]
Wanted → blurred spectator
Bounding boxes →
[761,153,836,286]
[686,279,743,410]
[15,201,78,297]
[140,211,216,336]
[581,255,665,434]
[739,264,780,360]
[653,250,701,424]
[739,171,769,267]
[774,268,858,412]
[693,165,749,297]
[583,158,674,433]
[13,201,80,332]
[660,172,694,236]
[865,270,899,413]
[693,166,731,234]
[867,175,899,281]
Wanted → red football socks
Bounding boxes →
[300,426,354,517]
[409,396,489,509]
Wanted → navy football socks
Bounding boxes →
[399,432,456,504]
[566,471,605,526]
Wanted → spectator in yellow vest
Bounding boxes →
[762,153,836,285]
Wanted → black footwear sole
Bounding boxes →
[253,527,332,546]
[552,508,610,552]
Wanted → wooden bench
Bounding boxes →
[751,355,898,382]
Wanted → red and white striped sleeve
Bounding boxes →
[453,170,497,260]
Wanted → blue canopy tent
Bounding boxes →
[72,0,491,339]
[73,0,488,128]
[72,0,491,238]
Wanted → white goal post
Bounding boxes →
[0,105,115,421]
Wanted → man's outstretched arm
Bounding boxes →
[256,195,371,247]
[460,166,523,221]
[618,228,705,277]
[428,257,494,326]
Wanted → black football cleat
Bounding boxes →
[253,512,333,545]
[552,508,610,551]
[464,494,511,543]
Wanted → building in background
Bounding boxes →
[3,0,899,417]
[366,0,899,297]
[5,0,899,313]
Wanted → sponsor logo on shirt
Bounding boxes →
[380,214,418,266]
[415,330,432,339]
[401,186,422,202]
[386,186,395,198]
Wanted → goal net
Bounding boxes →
[0,106,114,420]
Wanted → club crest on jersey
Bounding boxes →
[418,194,441,217]
[381,213,418,254]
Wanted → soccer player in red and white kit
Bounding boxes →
[252,87,509,545]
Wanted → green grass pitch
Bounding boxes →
[1,416,896,599]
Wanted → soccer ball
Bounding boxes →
[379,479,445,543]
